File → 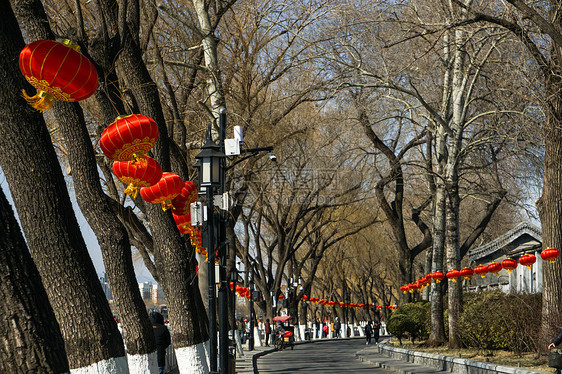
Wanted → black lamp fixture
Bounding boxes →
[195,126,225,188]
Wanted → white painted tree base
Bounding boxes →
[175,342,209,374]
[70,356,129,374]
[127,351,158,374]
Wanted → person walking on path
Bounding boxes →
[373,320,381,344]
[150,311,171,374]
[264,318,271,346]
[334,318,341,338]
[365,321,373,345]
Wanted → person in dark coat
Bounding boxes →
[373,320,381,344]
[549,328,562,350]
[365,321,373,345]
[150,311,171,374]
[264,319,272,346]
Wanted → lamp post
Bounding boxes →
[345,294,351,338]
[248,271,255,351]
[195,128,224,374]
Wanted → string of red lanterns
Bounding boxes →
[398,248,558,295]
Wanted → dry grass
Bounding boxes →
[387,339,553,373]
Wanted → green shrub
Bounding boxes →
[387,313,417,344]
[397,301,431,340]
[458,291,541,352]
[387,301,430,343]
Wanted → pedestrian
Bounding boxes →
[264,318,271,346]
[549,328,562,374]
[373,320,381,344]
[322,322,329,338]
[237,318,247,344]
[334,317,341,338]
[150,311,171,374]
[365,321,372,345]
[315,318,320,338]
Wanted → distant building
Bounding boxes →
[99,273,112,300]
[466,222,543,294]
[139,281,153,300]
[152,283,165,304]
[138,281,165,304]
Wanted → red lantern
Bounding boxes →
[173,213,193,231]
[474,264,488,278]
[339,302,345,307]
[431,271,445,283]
[302,295,309,301]
[501,259,517,273]
[278,294,284,300]
[487,262,502,275]
[140,172,183,210]
[400,285,409,294]
[446,270,461,283]
[171,181,198,216]
[519,254,536,269]
[100,114,159,162]
[541,248,560,263]
[19,39,98,112]
[112,156,162,198]
[459,267,474,279]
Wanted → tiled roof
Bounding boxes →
[468,221,542,261]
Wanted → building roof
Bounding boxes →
[468,221,542,262]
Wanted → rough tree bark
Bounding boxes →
[12,0,158,371]
[0,185,70,373]
[0,1,126,371]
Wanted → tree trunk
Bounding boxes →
[446,181,462,349]
[12,0,158,370]
[539,69,562,341]
[0,187,70,373]
[0,2,126,370]
[116,37,210,373]
[428,178,447,344]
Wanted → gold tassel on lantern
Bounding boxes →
[21,90,55,112]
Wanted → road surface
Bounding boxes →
[256,339,391,373]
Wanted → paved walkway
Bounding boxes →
[231,338,444,374]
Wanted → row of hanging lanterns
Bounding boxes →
[300,295,397,310]
[399,248,559,294]
[17,39,209,255]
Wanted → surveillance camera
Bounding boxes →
[268,152,277,162]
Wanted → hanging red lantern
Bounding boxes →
[19,39,98,112]
[400,285,409,294]
[541,248,560,263]
[140,172,183,210]
[519,254,536,269]
[431,271,445,283]
[112,156,162,198]
[100,114,159,162]
[302,295,309,301]
[487,262,502,275]
[501,259,518,273]
[171,181,198,216]
[459,267,474,279]
[173,213,193,233]
[446,270,461,283]
[474,264,488,278]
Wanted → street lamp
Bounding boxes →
[345,294,351,338]
[195,128,225,374]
